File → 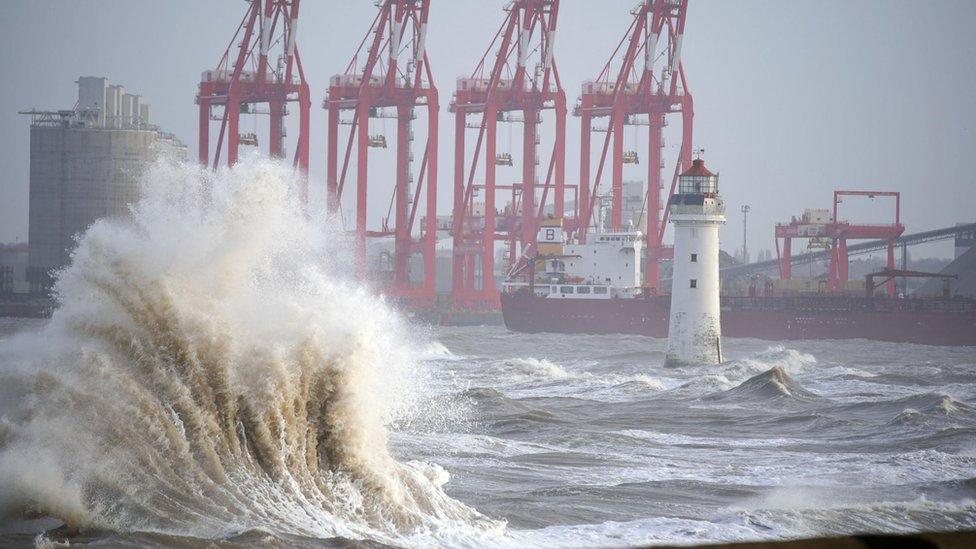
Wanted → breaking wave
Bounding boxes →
[503,357,572,379]
[712,366,820,402]
[0,158,500,542]
[667,346,817,398]
[731,346,817,377]
[498,357,666,392]
[887,394,976,427]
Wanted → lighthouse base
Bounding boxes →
[665,312,724,367]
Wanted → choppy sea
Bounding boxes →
[3,316,974,547]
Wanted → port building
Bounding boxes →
[22,77,186,292]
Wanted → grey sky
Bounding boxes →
[1,0,974,259]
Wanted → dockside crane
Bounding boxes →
[197,0,311,202]
[575,0,693,293]
[775,191,905,297]
[451,0,568,310]
[325,0,438,309]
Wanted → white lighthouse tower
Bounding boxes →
[666,156,726,366]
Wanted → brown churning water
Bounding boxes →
[0,157,499,543]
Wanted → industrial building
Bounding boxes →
[21,76,185,292]
[0,243,29,294]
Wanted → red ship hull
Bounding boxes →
[500,291,976,346]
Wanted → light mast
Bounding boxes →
[740,204,750,264]
[666,155,726,366]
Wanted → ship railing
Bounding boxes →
[893,298,974,314]
[721,296,792,311]
[722,295,975,315]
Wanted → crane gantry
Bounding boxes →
[193,0,704,312]
[197,0,311,202]
[575,0,693,292]
[324,0,438,309]
[450,0,569,310]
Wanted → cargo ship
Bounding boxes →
[500,228,976,347]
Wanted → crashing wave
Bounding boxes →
[0,157,501,542]
[503,357,571,379]
[730,346,817,377]
[420,341,461,361]
[496,358,667,395]
[711,366,820,402]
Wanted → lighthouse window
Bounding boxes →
[690,279,698,289]
[691,253,698,262]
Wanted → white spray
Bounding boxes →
[0,156,501,542]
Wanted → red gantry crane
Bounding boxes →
[325,0,438,309]
[197,0,310,201]
[575,0,693,293]
[775,191,904,297]
[450,0,568,310]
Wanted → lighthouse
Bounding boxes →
[666,156,726,366]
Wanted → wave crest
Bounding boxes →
[734,346,817,376]
[712,366,820,402]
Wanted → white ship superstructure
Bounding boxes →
[503,220,645,300]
